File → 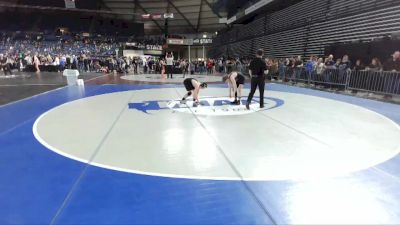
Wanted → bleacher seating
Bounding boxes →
[306,4,400,56]
[211,0,399,58]
[237,17,265,40]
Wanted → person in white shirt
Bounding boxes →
[25,55,32,65]
[142,57,147,73]
[33,54,40,73]
[316,58,325,75]
[53,56,60,72]
[166,52,174,79]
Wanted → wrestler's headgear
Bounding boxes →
[200,83,208,88]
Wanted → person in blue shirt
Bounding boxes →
[305,56,317,81]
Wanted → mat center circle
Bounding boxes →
[33,88,400,181]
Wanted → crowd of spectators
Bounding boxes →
[0,31,228,76]
[0,31,124,74]
[0,32,165,75]
[212,52,400,96]
[267,51,400,96]
[274,51,400,81]
[139,57,250,76]
[1,30,399,96]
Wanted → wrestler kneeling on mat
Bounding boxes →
[181,78,208,105]
[223,71,245,105]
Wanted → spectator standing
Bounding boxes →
[383,51,400,96]
[33,54,40,73]
[166,52,174,79]
[334,58,342,69]
[78,54,84,72]
[365,57,383,92]
[286,57,294,82]
[350,59,365,92]
[316,58,325,75]
[338,55,351,83]
[181,60,188,78]
[59,55,66,72]
[305,56,317,82]
[353,59,365,71]
[53,55,60,72]
[218,59,224,73]
[227,59,236,74]
[207,59,213,75]
[143,57,148,73]
[0,54,12,75]
[325,55,335,69]
[324,54,336,84]
[366,58,382,72]
[235,58,242,74]
[294,56,304,81]
[199,60,206,74]
[24,54,32,65]
[383,51,400,72]
[160,59,165,78]
[278,59,286,81]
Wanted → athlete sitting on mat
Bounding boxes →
[223,71,245,105]
[181,78,208,105]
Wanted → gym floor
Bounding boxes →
[1,72,400,224]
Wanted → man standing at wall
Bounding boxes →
[246,49,268,110]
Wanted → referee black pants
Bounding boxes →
[247,76,265,107]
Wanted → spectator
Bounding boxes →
[269,59,279,80]
[278,59,286,81]
[165,52,174,78]
[383,51,400,96]
[0,54,12,75]
[207,59,214,75]
[325,54,335,69]
[383,51,400,72]
[53,55,60,68]
[235,58,242,74]
[59,55,66,71]
[181,60,188,78]
[353,59,365,71]
[305,56,317,81]
[338,55,351,83]
[33,54,40,73]
[290,56,303,83]
[366,57,382,72]
[316,58,325,76]
[225,59,235,74]
[286,57,294,82]
[334,58,341,68]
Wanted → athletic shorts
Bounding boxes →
[236,74,245,86]
[184,78,195,91]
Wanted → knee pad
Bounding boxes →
[188,91,192,96]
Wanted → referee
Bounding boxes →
[246,49,268,110]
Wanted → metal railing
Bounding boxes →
[268,67,400,96]
[348,70,400,95]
